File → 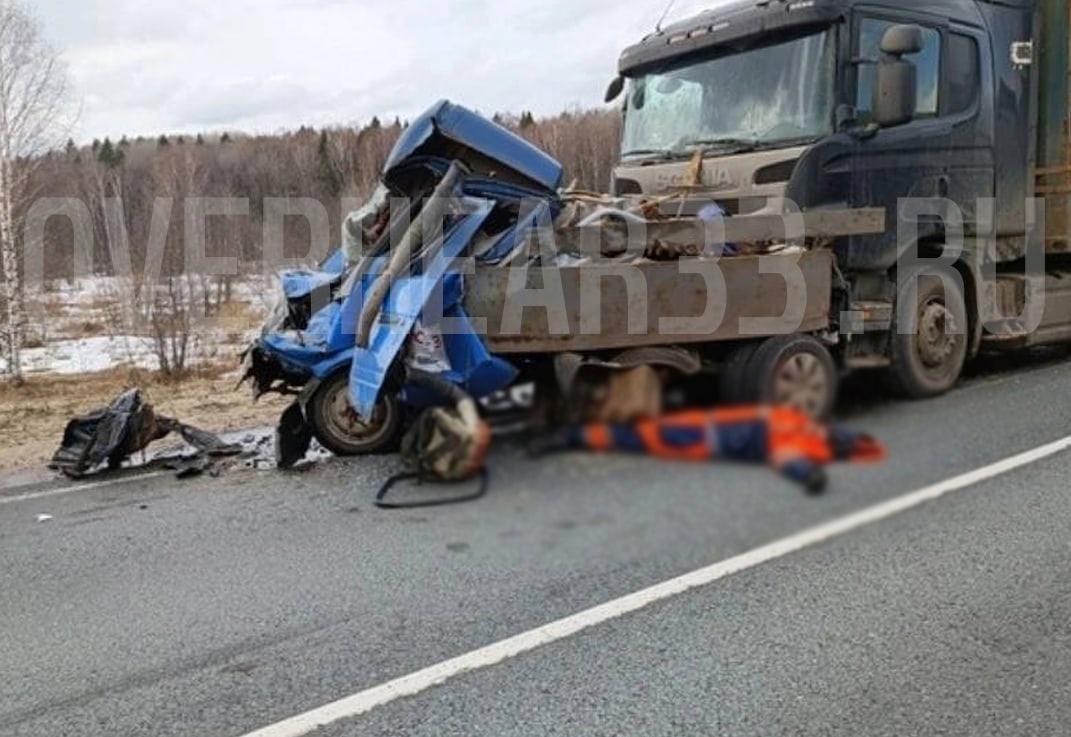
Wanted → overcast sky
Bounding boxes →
[34,0,726,143]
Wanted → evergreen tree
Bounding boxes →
[158,134,170,147]
[196,133,205,145]
[65,138,76,156]
[316,130,342,197]
[368,116,382,130]
[97,137,124,168]
[519,111,536,128]
[220,132,231,143]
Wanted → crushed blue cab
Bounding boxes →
[385,100,563,193]
[247,99,557,435]
[349,198,516,419]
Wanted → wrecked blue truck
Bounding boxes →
[242,99,875,459]
[242,101,563,456]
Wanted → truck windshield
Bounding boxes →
[621,29,836,160]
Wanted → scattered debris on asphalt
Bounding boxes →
[50,389,243,479]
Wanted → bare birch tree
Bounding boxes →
[0,1,71,382]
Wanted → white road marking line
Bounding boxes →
[239,433,1071,737]
[0,472,169,507]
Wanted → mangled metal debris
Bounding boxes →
[50,389,243,479]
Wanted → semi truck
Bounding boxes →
[600,0,1071,405]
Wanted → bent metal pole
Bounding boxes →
[355,161,465,348]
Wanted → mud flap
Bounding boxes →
[275,401,313,469]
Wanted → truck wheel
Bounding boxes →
[885,265,968,399]
[747,334,838,418]
[719,342,761,404]
[307,372,402,456]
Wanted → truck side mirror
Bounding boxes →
[605,76,625,104]
[873,57,917,127]
[873,25,921,128]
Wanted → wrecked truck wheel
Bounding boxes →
[885,265,968,399]
[307,373,401,456]
[747,334,838,419]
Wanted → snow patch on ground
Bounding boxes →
[0,336,164,375]
[3,275,273,376]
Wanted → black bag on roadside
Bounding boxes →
[50,389,241,479]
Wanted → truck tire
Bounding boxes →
[885,265,968,399]
[719,342,761,404]
[306,372,402,456]
[746,334,838,419]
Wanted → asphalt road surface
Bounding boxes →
[3,349,1071,737]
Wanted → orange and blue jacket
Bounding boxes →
[566,406,886,493]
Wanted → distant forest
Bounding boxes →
[25,108,622,282]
